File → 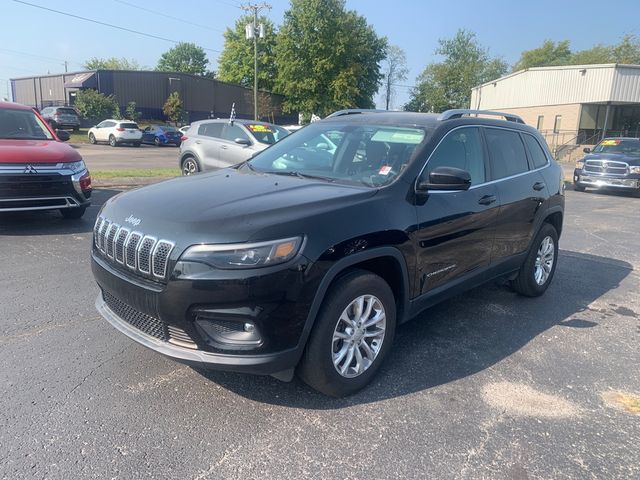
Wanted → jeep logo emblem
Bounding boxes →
[125,215,141,226]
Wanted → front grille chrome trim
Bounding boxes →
[152,240,175,279]
[137,236,157,275]
[124,231,143,270]
[114,227,130,264]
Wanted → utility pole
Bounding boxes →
[64,61,68,73]
[242,2,271,121]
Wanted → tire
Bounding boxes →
[573,183,586,192]
[60,207,86,219]
[154,137,161,146]
[88,133,96,145]
[133,142,141,147]
[109,135,117,147]
[73,126,79,132]
[297,269,397,397]
[181,156,200,176]
[510,223,559,297]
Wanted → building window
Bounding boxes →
[536,115,544,130]
[553,115,562,133]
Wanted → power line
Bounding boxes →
[113,0,224,33]
[12,0,220,53]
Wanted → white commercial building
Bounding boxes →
[471,64,640,156]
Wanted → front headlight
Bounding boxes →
[66,160,87,174]
[181,236,303,269]
[629,166,640,174]
[575,159,585,169]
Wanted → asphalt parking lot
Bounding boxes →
[73,143,181,171]
[0,188,639,479]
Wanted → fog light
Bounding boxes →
[244,322,255,333]
[194,317,262,350]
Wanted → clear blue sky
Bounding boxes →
[2,0,639,108]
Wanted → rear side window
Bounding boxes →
[522,134,549,169]
[119,122,139,129]
[485,128,529,180]
[198,123,223,138]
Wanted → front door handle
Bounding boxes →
[195,140,202,144]
[221,145,228,150]
[533,182,545,191]
[478,194,496,205]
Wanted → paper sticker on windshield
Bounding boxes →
[379,165,392,175]
[601,139,621,146]
[247,124,273,133]
[371,129,424,144]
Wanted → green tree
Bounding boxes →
[125,101,141,122]
[163,92,183,125]
[275,0,387,117]
[611,34,640,64]
[157,42,210,75]
[381,45,408,110]
[74,89,120,121]
[569,44,614,65]
[218,15,278,91]
[405,30,508,113]
[512,40,572,71]
[83,57,141,70]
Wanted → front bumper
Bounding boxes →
[574,170,640,190]
[91,252,320,375]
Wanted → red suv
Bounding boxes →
[0,101,91,218]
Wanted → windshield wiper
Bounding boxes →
[265,170,335,182]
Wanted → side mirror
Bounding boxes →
[234,138,251,146]
[416,166,471,192]
[583,147,591,154]
[56,129,70,142]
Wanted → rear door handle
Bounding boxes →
[221,145,228,150]
[478,194,497,205]
[533,182,545,191]
[195,140,202,144]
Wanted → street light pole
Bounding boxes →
[242,2,271,121]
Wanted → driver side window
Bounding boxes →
[426,127,485,185]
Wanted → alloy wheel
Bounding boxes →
[534,236,555,285]
[182,159,198,175]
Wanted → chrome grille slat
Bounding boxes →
[93,217,175,281]
[114,228,130,264]
[152,241,175,278]
[106,224,120,259]
[137,236,157,274]
[125,232,142,270]
[584,160,629,176]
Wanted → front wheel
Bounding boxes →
[511,223,559,297]
[88,133,97,144]
[109,135,117,147]
[297,270,396,397]
[573,184,586,192]
[154,137,161,146]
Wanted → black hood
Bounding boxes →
[585,152,640,166]
[100,168,377,246]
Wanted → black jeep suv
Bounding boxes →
[92,109,565,397]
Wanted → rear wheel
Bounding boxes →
[511,223,559,297]
[109,135,117,147]
[573,184,586,192]
[297,270,396,397]
[88,133,97,144]
[60,207,86,219]
[133,142,141,147]
[154,137,161,146]
[181,157,200,176]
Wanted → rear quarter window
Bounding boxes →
[522,134,549,169]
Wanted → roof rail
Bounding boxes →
[438,109,525,124]
[325,109,386,118]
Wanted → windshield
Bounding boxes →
[245,123,290,145]
[592,139,640,156]
[248,122,426,187]
[0,108,54,140]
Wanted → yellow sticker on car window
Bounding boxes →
[247,124,273,133]
[601,140,621,146]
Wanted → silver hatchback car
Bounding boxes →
[179,119,290,175]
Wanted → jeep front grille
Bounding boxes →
[94,216,175,280]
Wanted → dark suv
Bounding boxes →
[91,109,564,397]
[40,106,81,131]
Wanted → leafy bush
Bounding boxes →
[163,92,183,125]
[74,89,120,122]
[125,101,141,122]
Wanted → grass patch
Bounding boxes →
[67,128,90,144]
[91,168,179,180]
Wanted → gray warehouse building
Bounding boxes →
[10,69,296,124]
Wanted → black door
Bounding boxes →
[483,127,548,259]
[413,127,499,295]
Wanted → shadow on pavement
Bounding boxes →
[0,188,121,236]
[196,250,632,408]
